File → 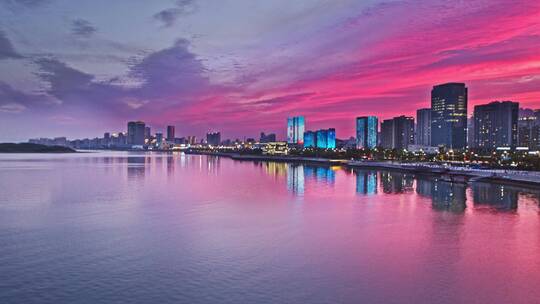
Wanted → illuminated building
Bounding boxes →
[262,142,288,155]
[304,128,336,149]
[287,116,305,145]
[356,116,378,149]
[303,131,316,148]
[518,108,540,149]
[316,129,327,148]
[473,101,518,150]
[431,83,468,149]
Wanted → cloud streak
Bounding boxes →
[0,30,22,59]
[71,19,97,38]
[153,0,197,27]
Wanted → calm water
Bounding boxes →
[1,152,540,304]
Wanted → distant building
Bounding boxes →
[260,132,276,143]
[206,132,221,146]
[287,116,305,145]
[127,121,146,146]
[356,116,378,149]
[144,126,151,139]
[431,83,468,149]
[407,145,439,155]
[167,126,175,142]
[155,132,163,146]
[103,133,111,147]
[474,101,519,150]
[187,136,197,145]
[380,116,415,149]
[416,108,431,146]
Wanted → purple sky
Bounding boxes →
[0,0,540,142]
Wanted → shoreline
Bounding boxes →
[185,150,540,187]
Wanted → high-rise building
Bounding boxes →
[416,108,431,146]
[356,116,378,149]
[167,125,175,142]
[431,83,468,149]
[206,132,221,146]
[381,119,394,149]
[518,108,540,149]
[287,116,305,145]
[303,131,316,148]
[467,117,475,148]
[127,121,146,146]
[473,101,519,150]
[380,116,415,149]
[103,132,111,147]
[144,126,151,140]
[155,132,163,146]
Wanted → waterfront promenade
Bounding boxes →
[185,150,540,186]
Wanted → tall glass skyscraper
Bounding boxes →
[287,116,305,145]
[316,129,328,148]
[303,131,316,148]
[327,128,336,149]
[431,83,468,149]
[356,116,378,149]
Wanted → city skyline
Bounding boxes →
[1,1,540,142]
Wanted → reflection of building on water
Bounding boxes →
[127,156,146,179]
[472,182,518,210]
[380,171,414,194]
[355,171,378,195]
[206,155,221,173]
[263,162,288,178]
[416,178,466,212]
[303,166,336,185]
[287,164,304,195]
[315,167,335,184]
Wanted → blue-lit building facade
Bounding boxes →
[356,116,378,149]
[303,131,316,148]
[287,116,305,145]
[303,128,335,149]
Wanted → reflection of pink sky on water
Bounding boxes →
[0,152,539,303]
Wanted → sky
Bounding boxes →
[0,0,539,142]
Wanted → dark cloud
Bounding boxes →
[154,0,197,27]
[0,81,55,113]
[33,57,126,112]
[71,19,97,38]
[23,39,222,118]
[0,30,22,59]
[0,0,50,10]
[131,39,212,99]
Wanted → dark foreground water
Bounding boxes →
[1,152,539,304]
